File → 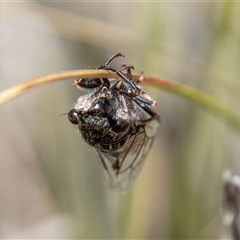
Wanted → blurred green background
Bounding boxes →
[1,2,240,239]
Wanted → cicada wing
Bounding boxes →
[97,118,160,192]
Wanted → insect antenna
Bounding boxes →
[58,112,69,117]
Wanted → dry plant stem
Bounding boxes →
[144,76,240,131]
[0,70,118,106]
[0,70,240,131]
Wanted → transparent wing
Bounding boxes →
[97,118,160,192]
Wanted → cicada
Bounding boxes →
[68,53,160,192]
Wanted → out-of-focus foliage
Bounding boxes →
[1,2,240,239]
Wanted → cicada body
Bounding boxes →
[68,53,160,192]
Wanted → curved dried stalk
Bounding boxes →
[0,70,117,106]
[0,69,240,132]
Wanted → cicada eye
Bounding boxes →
[68,109,79,125]
[112,118,129,133]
